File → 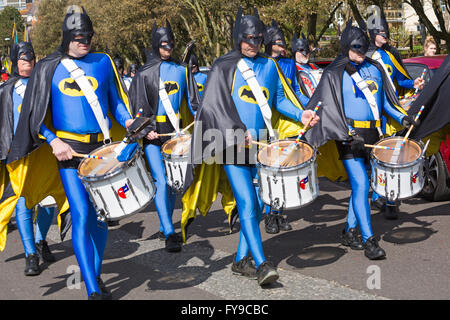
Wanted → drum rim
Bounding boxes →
[256,139,317,171]
[161,135,191,160]
[370,137,424,168]
[77,142,142,182]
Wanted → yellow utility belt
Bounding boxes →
[156,113,180,123]
[55,130,109,143]
[346,118,381,129]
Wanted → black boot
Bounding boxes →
[264,214,279,234]
[165,233,182,252]
[277,214,292,231]
[158,231,165,241]
[341,228,364,250]
[371,198,385,211]
[24,254,41,276]
[383,204,398,220]
[256,261,279,286]
[35,240,56,263]
[231,255,257,279]
[364,236,386,260]
[88,292,103,300]
[97,277,112,300]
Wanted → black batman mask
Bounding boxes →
[368,12,389,42]
[340,19,369,56]
[61,6,94,52]
[188,52,199,69]
[292,33,310,56]
[11,41,35,76]
[233,7,265,49]
[128,64,139,76]
[264,20,286,55]
[151,20,175,57]
[114,57,124,71]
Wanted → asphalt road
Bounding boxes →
[1,177,450,301]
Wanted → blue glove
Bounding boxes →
[117,142,140,162]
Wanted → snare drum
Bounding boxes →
[78,142,155,221]
[370,137,424,201]
[256,140,319,210]
[161,134,191,192]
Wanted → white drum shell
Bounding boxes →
[162,153,189,192]
[79,152,155,221]
[257,146,319,210]
[371,158,424,201]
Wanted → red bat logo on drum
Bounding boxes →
[118,184,130,199]
[412,173,418,184]
[299,176,309,190]
[378,174,386,186]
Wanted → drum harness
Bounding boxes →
[370,50,397,94]
[14,79,26,99]
[345,63,384,138]
[60,57,112,145]
[158,78,181,134]
[237,58,276,141]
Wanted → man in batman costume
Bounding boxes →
[263,19,310,234]
[363,12,425,218]
[303,20,415,260]
[292,33,321,98]
[187,52,208,99]
[190,7,319,286]
[0,41,58,276]
[128,20,200,253]
[7,6,134,299]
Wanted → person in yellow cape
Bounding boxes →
[0,41,70,277]
[188,7,319,287]
[7,6,135,300]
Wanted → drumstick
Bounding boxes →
[251,141,269,148]
[281,102,321,167]
[181,121,195,133]
[72,152,108,160]
[390,105,425,163]
[157,132,178,137]
[364,144,400,151]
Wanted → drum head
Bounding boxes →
[78,142,129,179]
[257,140,314,168]
[162,135,191,157]
[372,137,422,165]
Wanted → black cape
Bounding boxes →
[304,54,406,148]
[409,54,450,139]
[128,53,200,141]
[6,50,64,164]
[0,76,18,161]
[191,50,304,165]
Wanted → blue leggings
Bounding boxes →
[15,197,55,257]
[59,168,107,296]
[144,144,177,238]
[342,158,373,242]
[224,165,266,268]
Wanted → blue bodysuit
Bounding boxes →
[227,55,303,267]
[372,48,414,91]
[41,53,132,296]
[277,58,310,106]
[143,60,195,238]
[193,71,208,99]
[341,60,405,242]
